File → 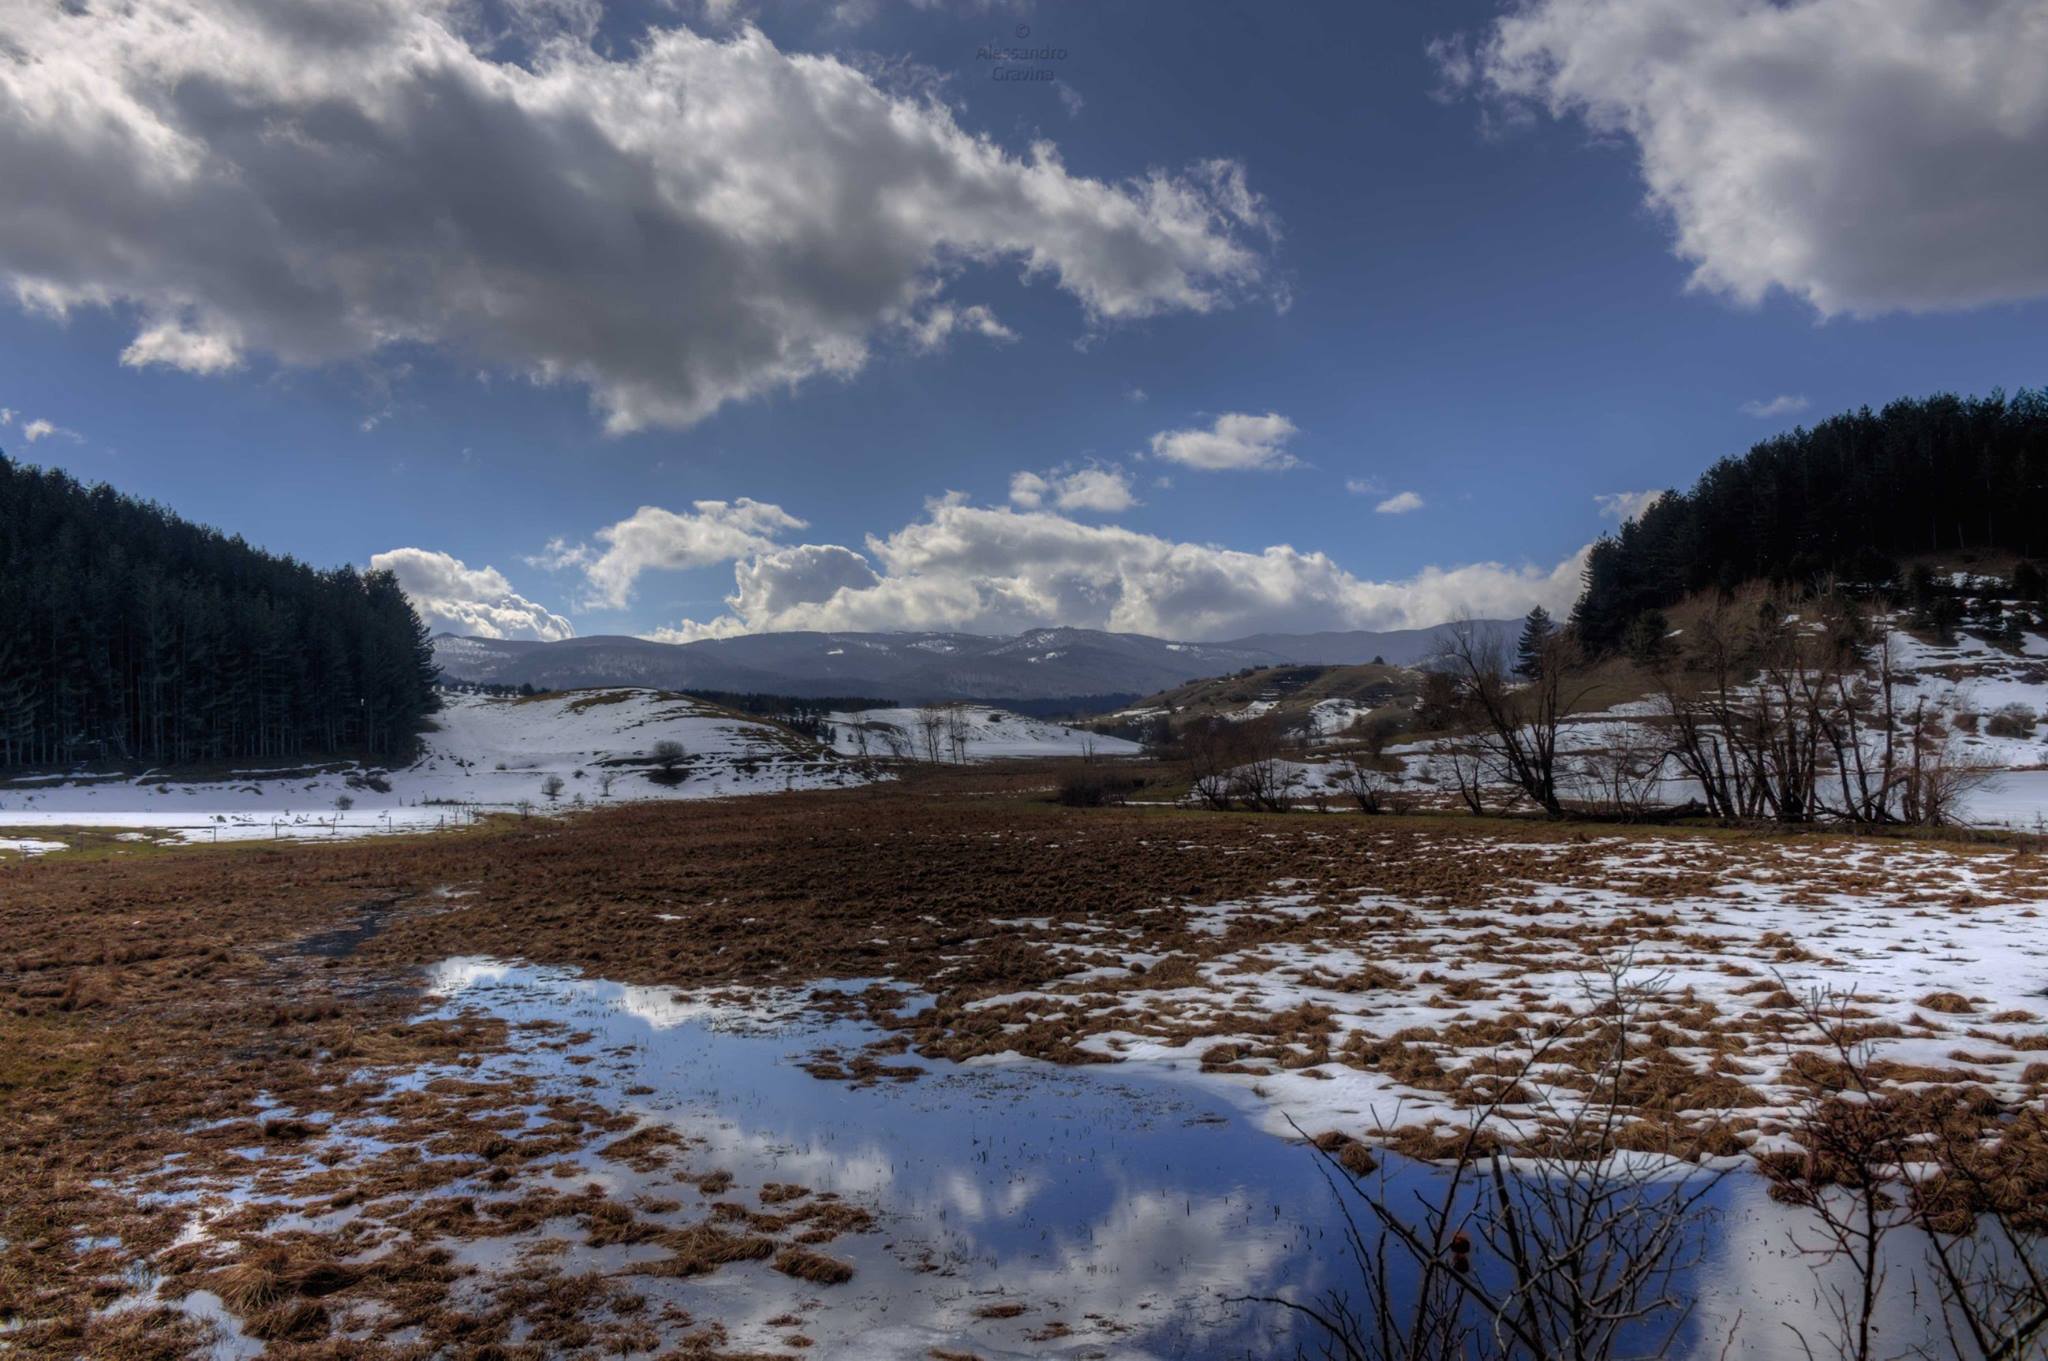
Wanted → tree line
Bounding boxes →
[1573,388,2048,651]
[0,456,439,769]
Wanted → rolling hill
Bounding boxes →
[1089,660,1425,743]
[431,621,1512,705]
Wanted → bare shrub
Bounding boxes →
[1568,725,1671,819]
[1987,704,2037,740]
[1054,771,1144,807]
[647,739,688,786]
[1250,961,1725,1360]
[1762,982,2048,1361]
[1331,753,1391,814]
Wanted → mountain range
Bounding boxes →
[431,621,1512,705]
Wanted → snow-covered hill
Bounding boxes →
[825,706,1141,760]
[428,622,1513,703]
[1270,616,2048,828]
[0,689,867,847]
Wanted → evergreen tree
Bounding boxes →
[1514,606,1554,679]
[1622,610,1672,668]
[1571,388,2048,652]
[0,455,439,769]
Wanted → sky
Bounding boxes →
[3,0,2044,644]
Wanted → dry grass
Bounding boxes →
[771,1247,855,1285]
[2,766,2043,1356]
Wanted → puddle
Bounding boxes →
[107,958,1987,1359]
[420,958,1343,1357]
[278,897,401,961]
[413,959,1971,1360]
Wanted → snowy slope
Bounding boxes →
[824,706,1141,761]
[0,689,869,847]
[1286,618,2048,826]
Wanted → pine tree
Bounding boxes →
[1514,606,1554,679]
[0,454,441,770]
[1572,388,2048,652]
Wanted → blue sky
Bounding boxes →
[4,0,2044,642]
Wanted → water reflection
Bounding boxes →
[421,959,1968,1360]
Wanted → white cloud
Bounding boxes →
[1595,489,1667,523]
[371,547,575,642]
[650,495,1587,642]
[1344,477,1381,496]
[903,303,1016,353]
[729,542,882,621]
[558,499,808,608]
[1008,463,1136,514]
[0,3,1277,432]
[20,418,80,444]
[1374,490,1424,515]
[0,408,13,426]
[1148,411,1299,471]
[1445,0,2048,315]
[120,319,243,375]
[1007,471,1051,509]
[1740,393,1810,419]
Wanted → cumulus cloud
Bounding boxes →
[20,418,80,444]
[1741,393,1810,419]
[1595,489,1667,523]
[1008,463,1136,514]
[371,547,575,641]
[555,499,808,608]
[1148,411,1299,471]
[650,495,1587,642]
[1374,490,1425,515]
[0,2,1277,432]
[0,408,12,426]
[1443,0,2048,315]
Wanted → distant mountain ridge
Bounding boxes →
[431,621,1513,704]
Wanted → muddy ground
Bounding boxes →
[3,761,2045,1358]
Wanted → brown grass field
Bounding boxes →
[4,761,2045,1357]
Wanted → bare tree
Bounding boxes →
[1183,716,1246,811]
[914,706,947,764]
[1653,590,1992,828]
[1436,737,1495,817]
[1436,617,1593,817]
[1568,723,1670,819]
[1228,716,1300,811]
[942,701,972,764]
[540,773,565,802]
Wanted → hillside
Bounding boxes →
[0,688,865,845]
[1093,661,1423,743]
[1574,388,2048,651]
[1336,565,2048,826]
[432,620,1512,705]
